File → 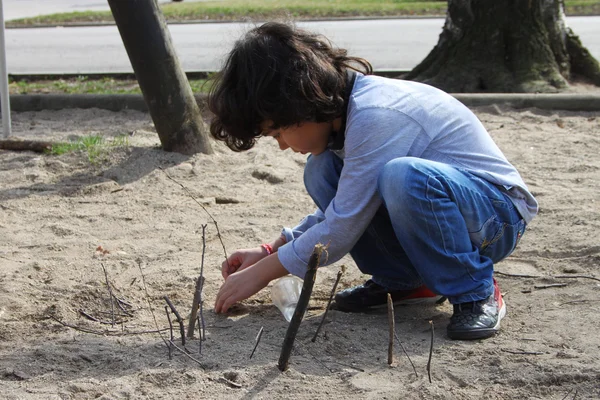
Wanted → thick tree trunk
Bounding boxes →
[406,0,600,92]
[108,0,213,155]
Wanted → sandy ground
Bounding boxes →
[1,104,599,400]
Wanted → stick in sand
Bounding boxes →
[250,326,264,359]
[164,296,186,346]
[427,320,434,383]
[188,224,208,339]
[387,293,395,365]
[278,244,325,371]
[311,265,345,342]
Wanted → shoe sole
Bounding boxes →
[447,299,507,340]
[333,295,447,312]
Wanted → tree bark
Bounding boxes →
[107,0,213,155]
[406,0,600,92]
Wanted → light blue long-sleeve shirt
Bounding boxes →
[277,74,538,278]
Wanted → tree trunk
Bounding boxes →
[406,0,600,93]
[108,0,213,155]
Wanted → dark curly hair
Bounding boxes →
[207,22,372,151]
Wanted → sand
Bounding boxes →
[1,104,599,399]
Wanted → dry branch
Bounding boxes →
[188,224,208,340]
[278,244,325,371]
[164,296,186,346]
[387,293,395,365]
[311,265,344,342]
[100,263,116,327]
[0,139,55,153]
[250,326,264,359]
[427,320,434,383]
[393,332,418,377]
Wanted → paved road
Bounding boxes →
[4,17,600,74]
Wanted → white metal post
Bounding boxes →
[0,0,11,138]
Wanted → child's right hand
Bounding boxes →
[221,247,268,279]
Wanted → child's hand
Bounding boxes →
[214,253,289,314]
[221,247,267,279]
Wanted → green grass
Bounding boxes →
[6,0,598,27]
[49,134,129,164]
[9,76,212,95]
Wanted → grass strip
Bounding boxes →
[9,77,211,95]
[7,0,599,28]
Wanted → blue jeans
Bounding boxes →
[304,151,526,304]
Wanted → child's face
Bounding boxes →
[261,119,340,156]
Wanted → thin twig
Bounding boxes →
[78,309,123,325]
[387,293,395,366]
[534,283,568,289]
[48,315,169,336]
[278,244,325,372]
[188,224,208,339]
[167,339,204,367]
[100,263,116,327]
[560,299,600,306]
[561,389,575,400]
[554,275,600,283]
[495,271,541,278]
[164,296,186,346]
[427,320,434,383]
[187,276,205,338]
[496,271,600,283]
[501,349,544,355]
[165,306,174,360]
[136,260,170,350]
[199,224,207,341]
[197,315,203,355]
[311,266,345,342]
[160,168,230,269]
[250,326,264,359]
[393,332,418,377]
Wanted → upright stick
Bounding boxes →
[387,293,395,365]
[278,244,325,371]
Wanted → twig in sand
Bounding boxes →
[554,275,600,283]
[136,260,170,350]
[136,260,203,367]
[311,265,345,342]
[100,263,116,327]
[278,244,325,372]
[188,224,208,340]
[394,332,418,377]
[250,326,264,359]
[165,306,174,359]
[160,168,230,270]
[561,388,578,400]
[48,315,168,336]
[78,309,124,325]
[427,320,434,383]
[496,271,600,283]
[387,293,395,366]
[534,283,568,289]
[501,348,544,355]
[164,296,186,346]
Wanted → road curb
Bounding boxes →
[8,93,600,113]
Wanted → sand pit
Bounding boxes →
[1,105,599,399]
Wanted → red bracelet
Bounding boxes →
[261,243,274,255]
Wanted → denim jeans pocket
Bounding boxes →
[471,217,525,262]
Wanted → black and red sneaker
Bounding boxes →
[332,279,446,312]
[447,279,506,340]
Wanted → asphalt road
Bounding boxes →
[4,17,600,74]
